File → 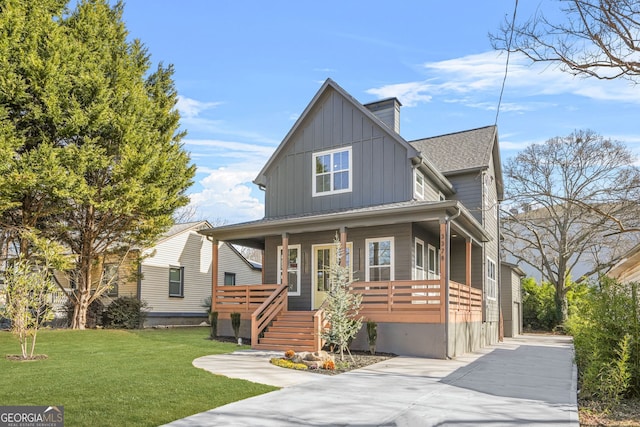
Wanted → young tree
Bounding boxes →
[0,0,195,328]
[502,130,640,323]
[2,231,71,359]
[321,238,363,361]
[491,0,640,81]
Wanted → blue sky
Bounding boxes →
[117,0,640,224]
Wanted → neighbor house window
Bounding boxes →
[366,237,394,281]
[224,272,236,286]
[169,266,184,297]
[486,258,497,300]
[102,264,119,297]
[277,244,301,295]
[414,170,425,200]
[312,147,352,196]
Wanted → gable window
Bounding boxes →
[486,258,497,300]
[169,266,184,297]
[366,237,394,281]
[312,147,352,196]
[224,272,236,286]
[277,244,301,296]
[414,170,425,200]
[102,264,119,297]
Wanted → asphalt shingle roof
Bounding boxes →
[410,125,497,174]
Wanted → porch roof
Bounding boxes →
[198,200,490,249]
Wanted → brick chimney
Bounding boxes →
[364,97,402,134]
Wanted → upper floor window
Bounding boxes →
[486,258,497,300]
[414,170,425,200]
[312,147,352,196]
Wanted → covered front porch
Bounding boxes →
[200,200,489,357]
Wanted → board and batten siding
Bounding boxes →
[263,88,413,218]
[217,243,262,285]
[140,230,211,314]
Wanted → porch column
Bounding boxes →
[439,221,448,323]
[211,239,219,313]
[466,238,472,311]
[339,226,347,267]
[281,233,289,290]
[261,249,265,284]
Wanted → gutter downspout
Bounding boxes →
[444,206,462,359]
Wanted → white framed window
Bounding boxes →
[414,169,425,200]
[169,266,184,297]
[224,272,236,286]
[427,245,440,280]
[312,147,352,196]
[414,238,425,280]
[486,258,497,300]
[365,237,394,282]
[102,264,119,297]
[277,244,301,296]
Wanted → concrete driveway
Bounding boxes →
[164,334,578,426]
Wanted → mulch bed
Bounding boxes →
[579,398,640,426]
[6,354,48,361]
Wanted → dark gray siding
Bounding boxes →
[447,172,483,223]
[263,88,413,218]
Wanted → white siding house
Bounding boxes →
[140,221,261,326]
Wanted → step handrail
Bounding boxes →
[251,283,288,347]
[313,308,328,352]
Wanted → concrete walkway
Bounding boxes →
[164,334,578,426]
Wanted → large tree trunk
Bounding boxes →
[555,281,569,325]
[71,206,95,330]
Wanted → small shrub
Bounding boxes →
[230,312,241,340]
[284,349,295,359]
[269,358,308,370]
[65,299,105,329]
[208,311,218,339]
[103,297,147,329]
[367,320,377,355]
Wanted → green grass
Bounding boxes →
[0,327,277,426]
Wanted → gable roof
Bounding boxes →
[253,78,451,193]
[154,220,212,246]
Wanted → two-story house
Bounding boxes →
[200,79,503,358]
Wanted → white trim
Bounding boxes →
[277,244,301,296]
[486,257,497,300]
[414,238,425,280]
[312,147,352,197]
[365,237,394,282]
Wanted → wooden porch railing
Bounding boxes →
[449,281,483,312]
[250,283,288,346]
[214,284,280,314]
[313,308,328,351]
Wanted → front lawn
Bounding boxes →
[0,327,277,426]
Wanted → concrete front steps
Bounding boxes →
[254,310,318,352]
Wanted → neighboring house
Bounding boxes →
[501,262,525,338]
[200,79,504,359]
[607,242,640,283]
[54,221,262,327]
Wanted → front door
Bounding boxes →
[313,245,333,309]
[312,243,352,309]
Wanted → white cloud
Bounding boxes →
[176,96,222,118]
[366,51,640,109]
[188,167,264,224]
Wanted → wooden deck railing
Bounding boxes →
[213,280,482,326]
[214,284,280,313]
[313,308,329,351]
[250,283,288,346]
